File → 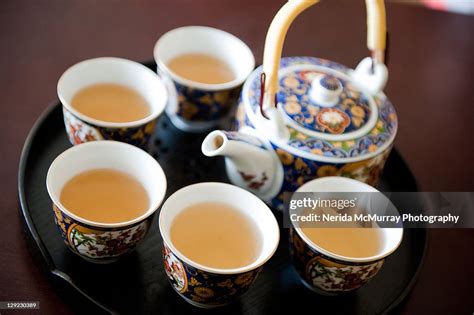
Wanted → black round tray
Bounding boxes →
[18,62,427,315]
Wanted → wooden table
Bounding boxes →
[1,1,473,313]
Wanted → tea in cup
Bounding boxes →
[289,177,403,294]
[46,141,167,263]
[57,57,168,150]
[159,182,279,308]
[154,26,255,132]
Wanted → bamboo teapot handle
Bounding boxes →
[260,0,387,116]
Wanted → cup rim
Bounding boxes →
[159,182,280,274]
[57,57,167,128]
[153,26,255,91]
[292,176,404,263]
[46,141,167,228]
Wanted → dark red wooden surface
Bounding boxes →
[0,1,473,314]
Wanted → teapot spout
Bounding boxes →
[202,130,279,197]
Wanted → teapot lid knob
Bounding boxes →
[309,74,343,107]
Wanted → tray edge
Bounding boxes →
[17,101,114,314]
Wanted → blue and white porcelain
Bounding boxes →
[159,183,279,308]
[154,26,255,132]
[202,0,395,209]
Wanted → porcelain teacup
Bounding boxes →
[159,182,279,308]
[289,177,403,294]
[46,141,167,263]
[154,26,255,132]
[57,57,167,150]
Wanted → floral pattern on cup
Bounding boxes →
[162,244,262,308]
[289,229,384,293]
[63,107,103,143]
[163,245,187,293]
[174,82,241,122]
[62,107,157,150]
[53,204,152,262]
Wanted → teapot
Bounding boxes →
[202,0,396,209]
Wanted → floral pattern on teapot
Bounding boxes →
[278,69,372,134]
[270,146,391,208]
[239,57,397,158]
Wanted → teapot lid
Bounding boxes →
[241,57,397,162]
